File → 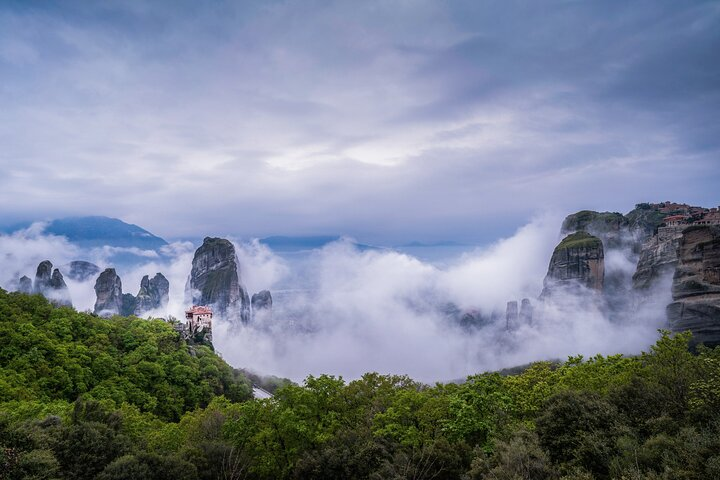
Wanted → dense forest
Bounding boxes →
[1,290,719,479]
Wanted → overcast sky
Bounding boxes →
[1,0,718,244]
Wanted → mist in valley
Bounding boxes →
[0,213,672,383]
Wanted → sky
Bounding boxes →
[0,0,718,245]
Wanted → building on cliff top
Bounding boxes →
[661,209,720,228]
[664,215,690,226]
[186,305,213,333]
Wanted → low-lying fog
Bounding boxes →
[0,214,670,383]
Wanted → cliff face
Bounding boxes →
[134,273,170,316]
[186,237,250,323]
[624,204,667,242]
[666,226,720,347]
[632,226,684,290]
[542,232,604,297]
[94,268,123,316]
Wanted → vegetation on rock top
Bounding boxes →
[561,210,626,234]
[555,231,603,251]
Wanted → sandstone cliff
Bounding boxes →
[94,268,123,316]
[186,237,250,323]
[666,225,720,347]
[632,225,684,290]
[541,232,604,297]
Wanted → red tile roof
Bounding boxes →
[186,305,213,315]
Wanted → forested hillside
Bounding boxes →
[2,290,719,479]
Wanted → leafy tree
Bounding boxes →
[536,390,621,478]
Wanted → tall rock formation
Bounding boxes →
[505,298,532,330]
[94,268,123,316]
[186,237,250,323]
[33,260,54,294]
[32,260,72,306]
[519,298,533,325]
[134,273,170,316]
[121,293,137,317]
[16,275,32,294]
[541,232,604,297]
[666,225,720,347]
[505,301,518,330]
[251,290,273,322]
[65,260,101,282]
[48,269,72,307]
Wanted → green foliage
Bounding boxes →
[466,429,551,480]
[1,291,719,479]
[536,390,621,478]
[555,231,603,250]
[0,290,251,421]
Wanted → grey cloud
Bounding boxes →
[0,0,717,243]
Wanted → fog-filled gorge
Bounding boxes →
[0,213,671,382]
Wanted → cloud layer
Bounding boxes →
[215,215,669,382]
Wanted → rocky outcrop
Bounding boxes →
[506,299,532,330]
[667,226,720,347]
[32,260,72,306]
[562,211,628,249]
[519,298,533,325]
[94,268,123,316]
[505,301,518,330]
[134,273,169,316]
[541,232,604,297]
[91,270,169,317]
[17,275,32,294]
[65,261,101,282]
[48,269,72,307]
[121,293,137,317]
[33,260,54,294]
[251,290,273,322]
[186,237,250,323]
[562,205,667,255]
[625,203,667,242]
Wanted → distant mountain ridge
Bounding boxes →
[259,235,378,252]
[4,216,168,250]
